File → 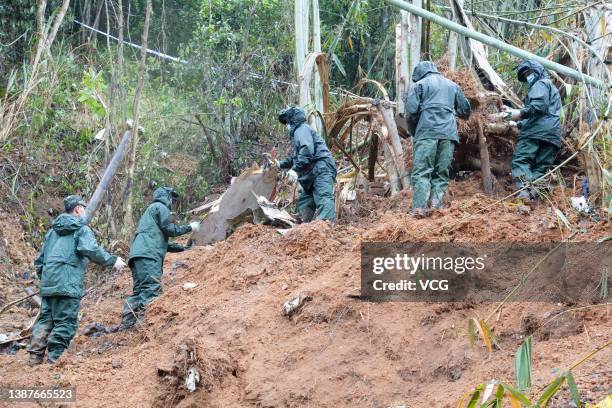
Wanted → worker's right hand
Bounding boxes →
[189,221,201,232]
[286,169,298,183]
[113,257,127,271]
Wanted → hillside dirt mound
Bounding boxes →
[0,178,610,407]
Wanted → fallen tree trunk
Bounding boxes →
[84,130,132,224]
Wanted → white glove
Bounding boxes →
[113,257,127,271]
[503,106,521,121]
[287,169,298,183]
[189,221,201,232]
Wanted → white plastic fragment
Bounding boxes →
[185,366,200,392]
[182,282,198,290]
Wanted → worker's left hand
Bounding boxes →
[113,257,127,271]
[503,106,521,121]
[286,169,298,183]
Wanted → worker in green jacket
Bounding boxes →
[28,195,126,365]
[503,60,562,203]
[276,106,337,222]
[406,61,471,216]
[119,187,199,329]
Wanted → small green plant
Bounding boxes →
[459,338,612,407]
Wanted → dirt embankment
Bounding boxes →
[0,179,610,407]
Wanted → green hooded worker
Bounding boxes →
[504,60,562,202]
[28,195,126,365]
[406,61,471,216]
[120,187,199,329]
[276,106,337,222]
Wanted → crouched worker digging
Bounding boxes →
[120,187,200,329]
[277,106,337,222]
[504,60,562,203]
[406,61,471,216]
[28,195,125,365]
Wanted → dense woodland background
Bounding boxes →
[0,0,609,246]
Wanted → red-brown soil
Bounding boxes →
[0,178,610,407]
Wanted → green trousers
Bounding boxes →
[297,158,337,222]
[28,296,80,362]
[411,138,456,209]
[121,257,163,328]
[512,138,559,188]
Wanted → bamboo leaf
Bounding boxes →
[565,370,581,407]
[499,382,532,406]
[494,383,504,407]
[465,385,483,408]
[331,53,347,77]
[586,394,612,408]
[481,380,497,405]
[515,336,532,392]
[480,319,494,353]
[536,376,565,407]
[467,318,477,346]
[505,392,523,408]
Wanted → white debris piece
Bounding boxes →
[282,292,311,317]
[185,366,200,392]
[182,282,198,290]
[570,196,591,214]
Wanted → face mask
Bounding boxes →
[286,124,291,131]
[526,73,536,85]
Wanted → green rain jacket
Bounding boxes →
[516,60,563,148]
[406,61,471,142]
[35,214,117,298]
[128,187,192,264]
[278,107,335,178]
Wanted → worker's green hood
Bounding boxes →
[516,60,548,83]
[278,106,307,132]
[412,61,439,82]
[52,214,84,236]
[152,187,176,210]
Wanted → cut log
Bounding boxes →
[191,165,278,245]
[84,130,132,224]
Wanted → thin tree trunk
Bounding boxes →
[477,117,493,196]
[368,133,379,182]
[295,0,309,85]
[122,0,152,236]
[116,0,127,126]
[312,0,324,131]
[396,12,410,113]
[408,0,422,84]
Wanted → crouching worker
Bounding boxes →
[119,187,200,329]
[28,195,126,365]
[406,61,471,217]
[504,60,562,204]
[276,106,337,222]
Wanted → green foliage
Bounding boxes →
[77,69,107,118]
